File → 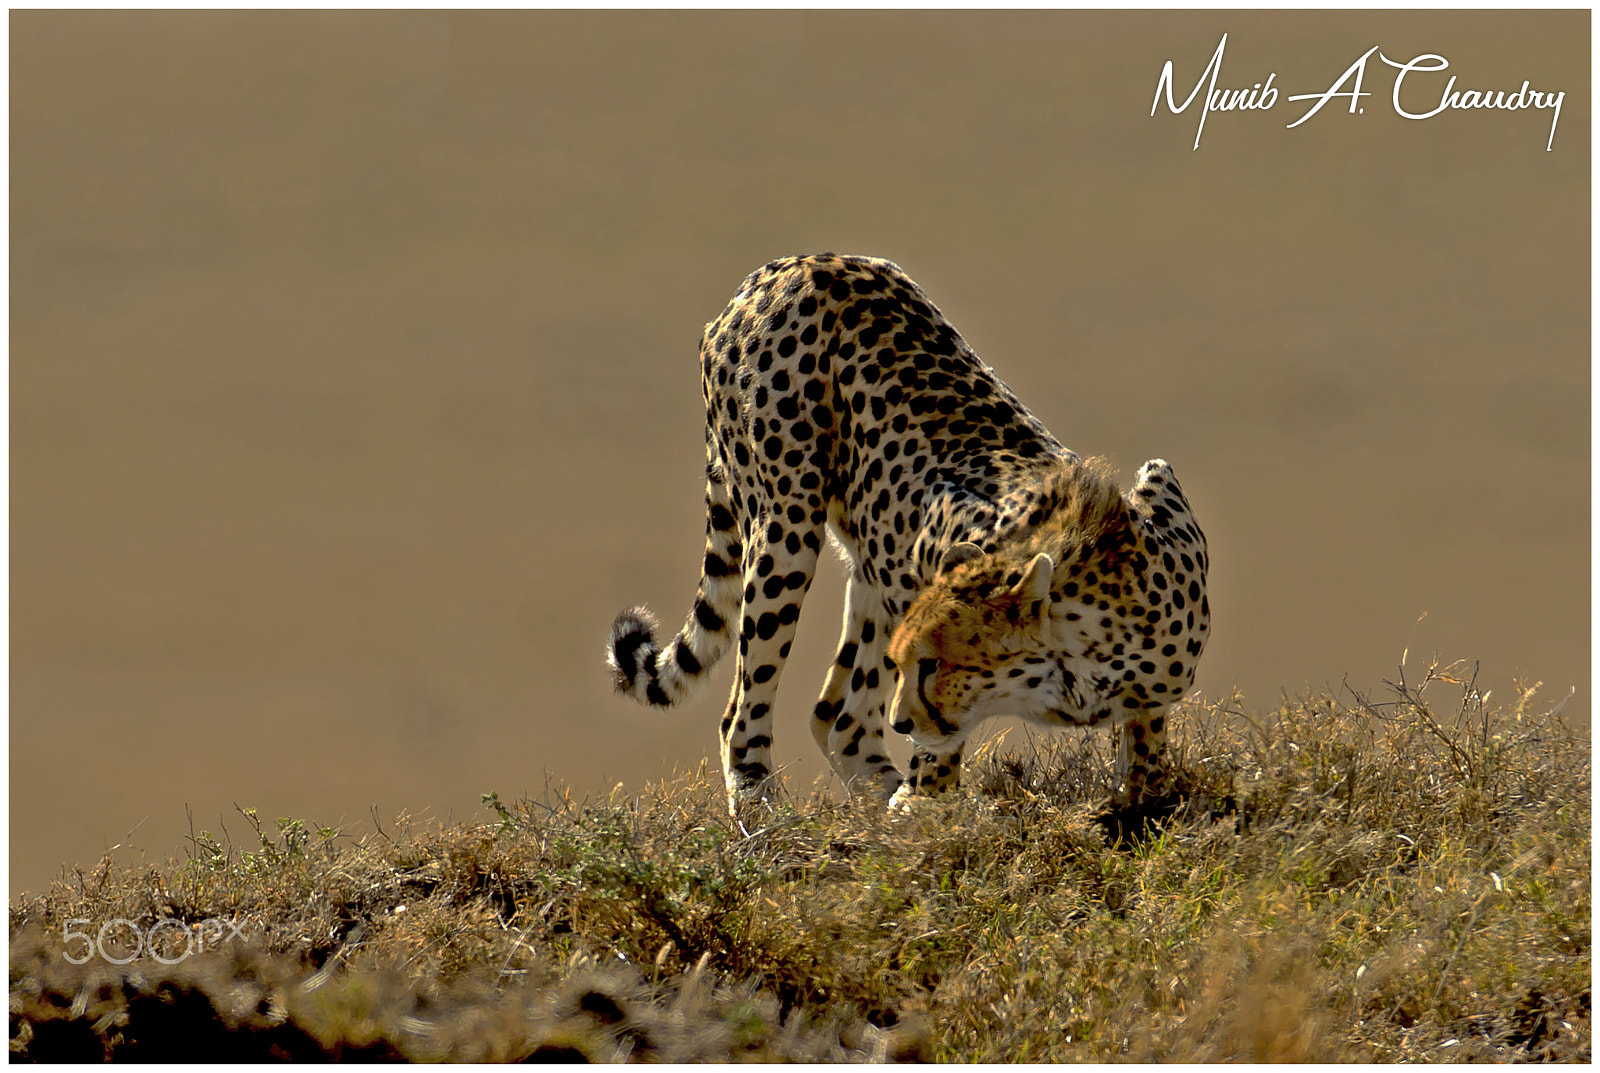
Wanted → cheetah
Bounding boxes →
[607,254,1209,816]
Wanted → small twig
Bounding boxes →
[1382,676,1474,782]
[370,806,394,845]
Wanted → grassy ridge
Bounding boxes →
[10,656,1590,1061]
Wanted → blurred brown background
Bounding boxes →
[11,11,1588,896]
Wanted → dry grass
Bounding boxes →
[10,656,1589,1061]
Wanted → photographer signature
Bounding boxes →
[1153,33,1566,152]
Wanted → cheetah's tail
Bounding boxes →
[607,460,743,708]
[607,596,734,707]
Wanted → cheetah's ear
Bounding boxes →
[938,542,985,576]
[1010,553,1055,610]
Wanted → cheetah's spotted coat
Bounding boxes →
[608,254,1209,814]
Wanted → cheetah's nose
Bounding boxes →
[891,716,914,734]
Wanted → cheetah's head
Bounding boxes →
[887,543,1059,749]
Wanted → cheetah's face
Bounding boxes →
[887,549,1058,748]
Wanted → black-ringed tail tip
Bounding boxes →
[607,606,668,704]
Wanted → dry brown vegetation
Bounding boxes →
[10,656,1590,1061]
